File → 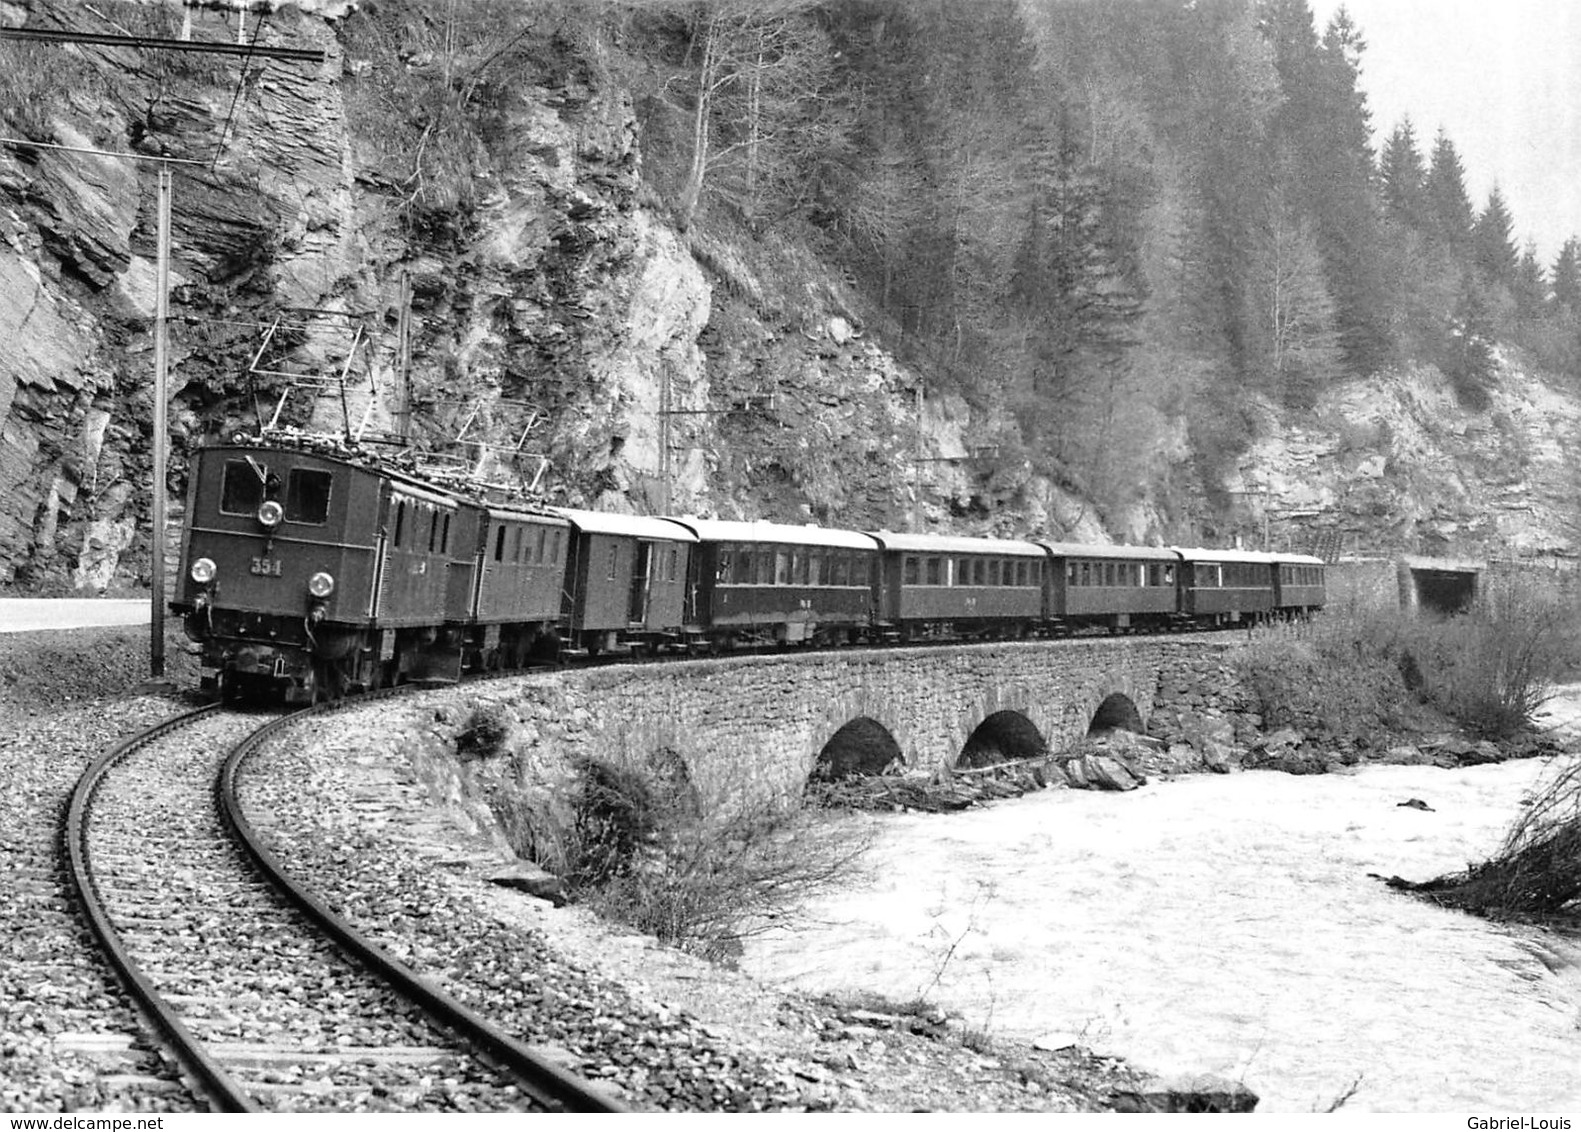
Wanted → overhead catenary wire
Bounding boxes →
[208,9,266,172]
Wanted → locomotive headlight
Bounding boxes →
[308,571,335,598]
[190,557,217,584]
[257,500,284,529]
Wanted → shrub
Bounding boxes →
[1395,755,1581,918]
[1402,568,1577,738]
[561,753,869,962]
[1238,610,1410,747]
[455,701,514,760]
[1242,569,1579,743]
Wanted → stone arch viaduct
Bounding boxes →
[475,636,1256,806]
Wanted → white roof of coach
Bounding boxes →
[1171,548,1325,566]
[868,531,1047,557]
[552,508,699,542]
[663,518,879,551]
[1037,542,1179,561]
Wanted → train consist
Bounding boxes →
[171,438,1325,703]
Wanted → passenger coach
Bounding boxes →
[556,508,696,656]
[867,531,1045,640]
[1272,553,1327,617]
[1173,548,1279,627]
[1040,543,1180,633]
[663,518,880,648]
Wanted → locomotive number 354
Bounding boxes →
[250,556,284,577]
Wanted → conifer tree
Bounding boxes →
[1379,116,1426,228]
[1554,238,1581,315]
[1512,241,1549,323]
[1472,186,1518,287]
[1424,128,1475,254]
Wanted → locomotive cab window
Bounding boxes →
[220,460,266,515]
[285,468,332,525]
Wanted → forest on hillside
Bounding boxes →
[595,0,1581,523]
[355,0,1581,527]
[8,0,1579,540]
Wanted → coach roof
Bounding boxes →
[868,531,1046,557]
[663,517,879,551]
[552,508,699,542]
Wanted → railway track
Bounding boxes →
[64,701,624,1113]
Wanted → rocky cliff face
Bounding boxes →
[1236,355,1581,561]
[0,0,931,591]
[2,1,1577,594]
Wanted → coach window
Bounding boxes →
[392,501,407,548]
[492,524,505,561]
[717,549,733,584]
[607,544,619,580]
[440,513,451,554]
[903,556,919,585]
[284,468,332,524]
[808,553,823,585]
[921,557,939,586]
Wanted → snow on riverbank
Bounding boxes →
[745,700,1581,1112]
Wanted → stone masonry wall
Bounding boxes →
[388,636,1261,834]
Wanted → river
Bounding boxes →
[740,693,1581,1112]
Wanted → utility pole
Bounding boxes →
[151,164,172,675]
[0,16,325,678]
[395,271,412,443]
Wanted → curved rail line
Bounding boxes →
[219,693,626,1113]
[66,696,625,1113]
[63,703,254,1113]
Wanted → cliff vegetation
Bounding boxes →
[2,0,1580,591]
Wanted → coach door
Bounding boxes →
[627,541,652,625]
